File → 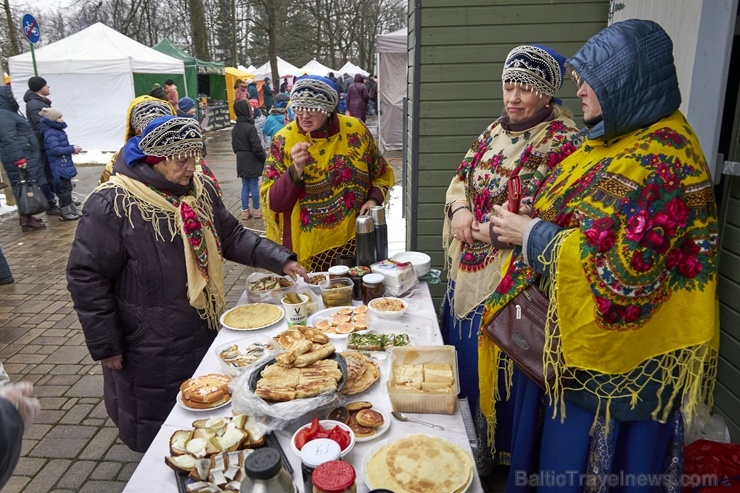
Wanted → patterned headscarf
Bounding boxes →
[124,116,203,167]
[501,44,566,97]
[289,75,339,115]
[130,98,175,135]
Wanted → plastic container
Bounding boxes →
[370,259,416,297]
[306,273,329,296]
[301,438,342,493]
[386,345,460,415]
[319,278,354,307]
[328,265,350,279]
[246,273,296,305]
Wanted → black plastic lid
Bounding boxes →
[244,448,282,480]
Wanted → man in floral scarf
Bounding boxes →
[67,116,306,452]
[486,20,718,491]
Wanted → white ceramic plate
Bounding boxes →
[307,307,370,339]
[362,434,474,491]
[220,303,284,331]
[176,391,231,412]
[327,404,390,443]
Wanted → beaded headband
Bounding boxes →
[502,45,565,97]
[290,76,339,115]
[139,116,202,159]
[131,99,175,134]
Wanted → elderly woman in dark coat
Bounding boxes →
[67,116,307,452]
[345,74,369,121]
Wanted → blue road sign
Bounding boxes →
[22,14,40,44]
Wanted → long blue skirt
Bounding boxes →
[506,370,682,492]
[441,280,516,469]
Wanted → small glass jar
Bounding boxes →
[301,439,341,493]
[362,273,386,305]
[312,460,356,493]
[328,265,350,280]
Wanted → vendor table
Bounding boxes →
[123,283,483,492]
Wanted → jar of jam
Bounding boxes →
[328,265,350,280]
[300,439,341,493]
[362,273,386,305]
[312,460,356,493]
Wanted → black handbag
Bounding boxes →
[16,168,49,216]
[485,284,557,389]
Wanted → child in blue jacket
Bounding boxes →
[38,108,82,221]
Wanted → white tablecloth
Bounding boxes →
[124,283,482,493]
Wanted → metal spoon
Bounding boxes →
[391,411,445,430]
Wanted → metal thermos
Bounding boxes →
[355,216,376,267]
[370,206,388,261]
[240,448,296,493]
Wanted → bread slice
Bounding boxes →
[170,430,193,456]
[165,454,196,474]
[181,394,231,410]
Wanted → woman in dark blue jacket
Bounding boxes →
[38,107,81,221]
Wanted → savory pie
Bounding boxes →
[222,303,283,330]
[339,351,379,395]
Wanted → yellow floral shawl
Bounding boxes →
[260,115,394,270]
[479,111,719,439]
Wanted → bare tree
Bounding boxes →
[2,0,20,57]
[188,0,211,60]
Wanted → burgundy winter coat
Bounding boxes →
[67,155,296,451]
[345,74,369,122]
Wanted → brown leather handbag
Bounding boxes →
[485,285,557,389]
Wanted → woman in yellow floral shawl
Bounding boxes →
[487,20,718,492]
[442,44,579,473]
[260,75,394,272]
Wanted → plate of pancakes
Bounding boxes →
[220,303,284,331]
[327,401,390,443]
[362,433,474,492]
[307,305,370,337]
[177,374,232,411]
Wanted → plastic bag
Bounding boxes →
[683,439,740,492]
[684,404,731,445]
[229,359,345,432]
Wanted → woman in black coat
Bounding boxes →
[0,86,49,231]
[232,99,267,220]
[66,116,306,452]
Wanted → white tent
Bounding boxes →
[376,27,407,152]
[8,23,185,152]
[336,61,369,77]
[253,57,302,80]
[299,59,337,77]
[240,64,257,73]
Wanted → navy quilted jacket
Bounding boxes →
[566,19,681,141]
[39,118,77,181]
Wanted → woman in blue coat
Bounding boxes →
[38,107,82,221]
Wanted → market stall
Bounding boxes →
[225,66,255,120]
[123,281,481,493]
[152,38,229,130]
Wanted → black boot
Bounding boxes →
[46,204,62,216]
[20,215,47,232]
[59,205,82,221]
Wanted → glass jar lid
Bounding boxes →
[362,273,385,285]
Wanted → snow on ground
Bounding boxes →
[0,193,17,215]
[72,150,115,165]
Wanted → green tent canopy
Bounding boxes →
[152,38,227,104]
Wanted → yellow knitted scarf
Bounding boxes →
[96,172,225,329]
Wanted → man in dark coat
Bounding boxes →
[262,77,274,111]
[67,116,306,452]
[0,86,49,231]
[24,76,60,215]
